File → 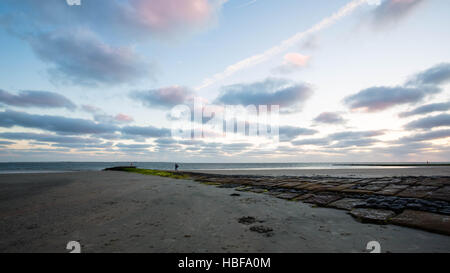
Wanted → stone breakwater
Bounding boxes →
[173,172,450,236]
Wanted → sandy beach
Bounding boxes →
[1,170,449,253]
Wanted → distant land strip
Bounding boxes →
[333,163,450,167]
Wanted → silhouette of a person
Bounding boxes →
[175,163,179,171]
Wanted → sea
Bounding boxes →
[0,162,446,174]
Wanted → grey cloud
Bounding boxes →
[28,28,153,86]
[279,126,317,142]
[291,130,384,148]
[344,85,440,112]
[0,132,114,149]
[300,35,319,51]
[81,105,102,113]
[81,105,134,124]
[313,112,346,124]
[0,89,76,110]
[93,113,134,124]
[215,78,313,113]
[0,110,118,134]
[344,62,450,113]
[375,142,434,156]
[221,143,254,151]
[0,140,15,145]
[52,142,114,149]
[398,129,450,143]
[399,101,450,118]
[131,86,193,109]
[405,113,450,130]
[154,138,178,145]
[371,0,425,26]
[291,138,330,146]
[178,139,206,146]
[325,130,384,149]
[121,125,171,138]
[0,132,102,144]
[329,130,385,140]
[115,143,152,149]
[407,63,450,86]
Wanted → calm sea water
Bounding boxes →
[0,162,444,173]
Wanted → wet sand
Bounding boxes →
[188,166,450,178]
[0,171,449,253]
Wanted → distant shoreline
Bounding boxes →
[333,163,450,167]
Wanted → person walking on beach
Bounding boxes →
[175,163,179,171]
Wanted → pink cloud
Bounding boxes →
[115,113,134,123]
[273,53,310,74]
[283,53,310,67]
[131,0,216,32]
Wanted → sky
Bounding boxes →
[0,0,449,162]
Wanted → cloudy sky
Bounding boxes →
[0,0,449,162]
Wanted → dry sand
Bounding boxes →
[0,171,449,253]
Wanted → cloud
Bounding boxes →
[81,105,135,124]
[344,85,440,112]
[130,0,219,34]
[215,78,313,113]
[371,0,426,26]
[3,0,226,39]
[405,113,450,130]
[115,114,134,123]
[121,125,171,138]
[2,1,229,86]
[279,126,318,142]
[291,130,384,148]
[327,130,384,148]
[131,86,194,109]
[374,142,434,156]
[407,63,450,86]
[313,112,346,124]
[81,105,102,114]
[300,35,320,51]
[195,0,369,90]
[115,143,152,149]
[221,142,254,151]
[0,89,76,110]
[273,53,310,74]
[0,132,101,144]
[397,129,450,143]
[329,130,385,140]
[28,28,153,86]
[291,137,330,146]
[0,110,118,135]
[50,142,114,149]
[0,132,115,149]
[93,113,135,124]
[399,101,450,118]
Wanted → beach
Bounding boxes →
[1,170,450,253]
